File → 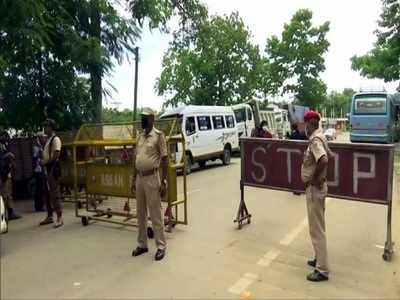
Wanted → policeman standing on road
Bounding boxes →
[301,111,330,282]
[131,108,168,261]
[40,119,63,228]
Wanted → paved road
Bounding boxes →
[1,157,399,299]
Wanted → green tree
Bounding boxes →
[321,88,356,118]
[0,0,206,131]
[156,13,262,107]
[0,0,138,130]
[103,108,134,123]
[351,0,399,84]
[265,9,330,108]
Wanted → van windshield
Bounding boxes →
[354,96,387,115]
[234,108,246,123]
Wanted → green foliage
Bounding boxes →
[320,88,356,118]
[103,108,134,123]
[351,0,399,83]
[265,9,330,108]
[0,0,205,131]
[156,12,262,107]
[0,0,138,131]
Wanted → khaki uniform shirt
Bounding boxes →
[43,134,62,164]
[135,128,168,172]
[301,129,328,184]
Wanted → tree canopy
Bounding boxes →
[320,88,356,118]
[351,0,399,85]
[265,9,330,108]
[0,0,206,131]
[156,12,262,107]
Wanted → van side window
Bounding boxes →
[225,115,235,128]
[234,108,246,123]
[185,117,196,136]
[247,108,253,121]
[212,116,225,129]
[197,116,212,131]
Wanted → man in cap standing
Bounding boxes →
[301,110,330,282]
[40,119,63,228]
[131,108,168,261]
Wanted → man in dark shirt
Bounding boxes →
[289,124,307,140]
[251,121,273,138]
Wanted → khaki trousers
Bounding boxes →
[0,178,13,209]
[306,183,329,275]
[136,173,166,250]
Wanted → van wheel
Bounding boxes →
[185,154,192,175]
[222,147,231,165]
[198,161,206,168]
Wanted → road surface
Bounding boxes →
[1,141,399,299]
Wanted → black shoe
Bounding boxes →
[39,217,54,226]
[307,270,329,282]
[8,212,21,220]
[307,258,317,268]
[132,247,148,257]
[155,249,165,261]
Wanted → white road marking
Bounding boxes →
[279,218,308,246]
[375,244,385,249]
[228,273,258,295]
[257,249,281,267]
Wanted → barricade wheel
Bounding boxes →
[81,216,89,226]
[382,251,391,261]
[147,227,154,239]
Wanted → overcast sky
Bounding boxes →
[104,0,398,111]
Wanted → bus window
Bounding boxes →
[247,108,253,121]
[354,96,387,114]
[225,115,235,128]
[212,116,225,129]
[197,116,212,131]
[234,108,246,123]
[185,117,196,136]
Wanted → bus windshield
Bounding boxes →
[234,108,246,123]
[354,96,387,115]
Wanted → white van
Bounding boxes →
[232,103,255,138]
[160,106,239,174]
[233,102,278,138]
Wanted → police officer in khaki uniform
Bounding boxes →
[301,111,330,282]
[131,108,168,261]
[39,119,63,228]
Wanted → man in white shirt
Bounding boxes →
[39,119,63,228]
